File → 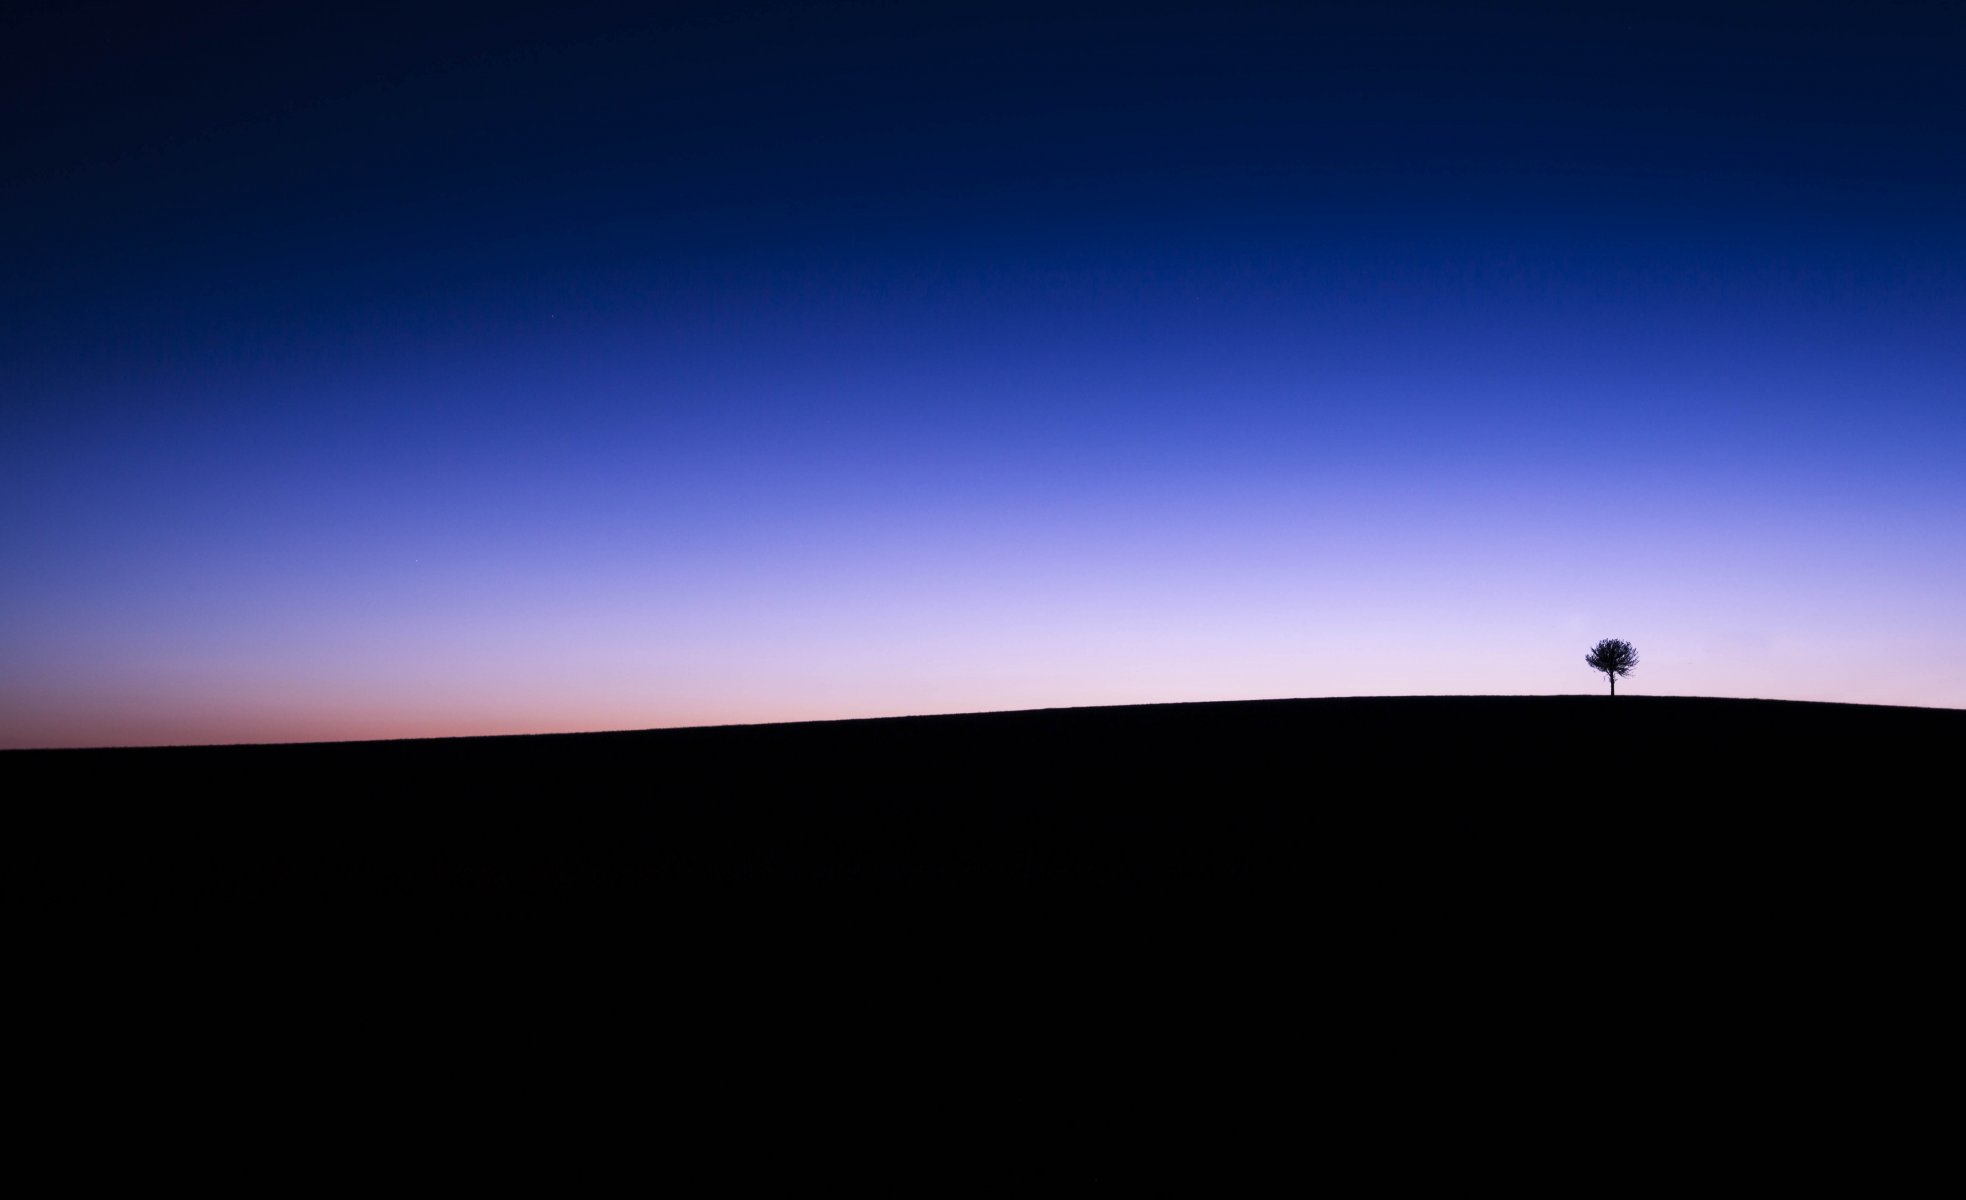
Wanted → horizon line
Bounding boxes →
[9,691,1961,753]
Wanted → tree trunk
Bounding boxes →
[1610,675,1616,696]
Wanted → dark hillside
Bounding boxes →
[12,691,1954,1116]
[8,696,1956,905]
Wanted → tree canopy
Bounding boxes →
[1586,638,1639,695]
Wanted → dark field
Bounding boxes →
[13,693,1953,1141]
[8,695,1956,907]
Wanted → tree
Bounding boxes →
[1585,638,1639,696]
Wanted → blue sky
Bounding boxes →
[4,1,1962,745]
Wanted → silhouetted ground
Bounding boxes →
[12,693,1952,1149]
[8,695,1955,905]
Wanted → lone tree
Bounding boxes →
[1585,638,1639,696]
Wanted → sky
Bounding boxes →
[4,0,1963,747]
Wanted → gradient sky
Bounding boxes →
[5,0,1963,746]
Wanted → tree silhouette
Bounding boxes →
[1585,638,1639,696]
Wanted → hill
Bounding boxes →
[13,692,1953,1119]
[7,695,1956,904]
